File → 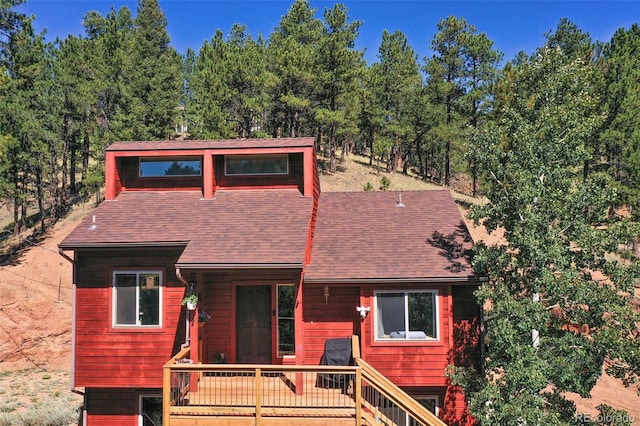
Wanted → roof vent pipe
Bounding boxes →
[396,192,405,208]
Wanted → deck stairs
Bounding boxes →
[163,335,448,425]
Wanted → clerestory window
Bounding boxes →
[139,157,201,177]
[224,154,289,176]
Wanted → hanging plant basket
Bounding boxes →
[182,294,198,311]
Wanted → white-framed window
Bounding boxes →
[113,271,162,327]
[409,396,439,424]
[139,156,201,177]
[277,284,295,356]
[139,394,162,426]
[376,394,439,425]
[224,154,289,176]
[374,290,439,341]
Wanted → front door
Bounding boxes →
[236,285,272,363]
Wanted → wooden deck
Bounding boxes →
[163,339,448,426]
[169,369,359,425]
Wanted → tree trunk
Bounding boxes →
[35,168,45,233]
[81,131,90,184]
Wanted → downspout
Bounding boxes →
[58,248,86,426]
[175,268,190,349]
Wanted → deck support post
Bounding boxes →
[355,367,362,426]
[190,309,200,392]
[255,368,262,424]
[162,364,171,426]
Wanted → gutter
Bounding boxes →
[175,262,304,269]
[57,248,85,398]
[175,268,191,349]
[303,276,485,284]
[58,241,189,250]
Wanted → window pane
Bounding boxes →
[141,396,163,426]
[418,398,437,414]
[409,292,435,338]
[377,293,406,338]
[115,274,137,325]
[278,285,294,317]
[140,158,201,176]
[278,285,295,355]
[278,319,295,354]
[225,155,289,175]
[139,274,160,326]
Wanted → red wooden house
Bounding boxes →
[58,137,480,425]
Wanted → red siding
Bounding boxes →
[194,269,302,364]
[441,384,477,426]
[199,272,233,364]
[213,153,305,192]
[359,285,452,387]
[86,388,135,425]
[117,157,203,192]
[86,388,154,426]
[444,285,481,426]
[74,248,186,388]
[302,285,360,365]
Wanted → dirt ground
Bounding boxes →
[0,154,638,423]
[0,202,89,372]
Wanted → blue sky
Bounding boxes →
[18,1,640,64]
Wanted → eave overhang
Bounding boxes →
[302,276,484,285]
[175,262,304,270]
[57,241,189,250]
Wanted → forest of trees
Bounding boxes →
[3,0,640,231]
[1,0,639,424]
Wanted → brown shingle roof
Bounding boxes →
[304,190,474,282]
[59,190,313,267]
[106,138,315,152]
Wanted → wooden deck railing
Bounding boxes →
[162,336,446,426]
[163,359,362,424]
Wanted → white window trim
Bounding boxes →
[112,270,163,328]
[413,395,439,417]
[138,394,162,426]
[374,289,439,342]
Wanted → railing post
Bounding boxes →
[355,368,362,426]
[162,364,171,426]
[255,368,262,425]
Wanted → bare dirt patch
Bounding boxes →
[0,203,92,372]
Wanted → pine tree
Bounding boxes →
[127,0,182,140]
[315,3,364,173]
[598,24,640,218]
[267,0,322,138]
[369,30,421,173]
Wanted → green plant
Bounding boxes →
[181,294,198,306]
[379,175,391,190]
[363,182,374,191]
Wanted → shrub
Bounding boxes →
[379,175,391,190]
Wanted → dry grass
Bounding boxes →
[319,152,442,193]
[0,369,82,426]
